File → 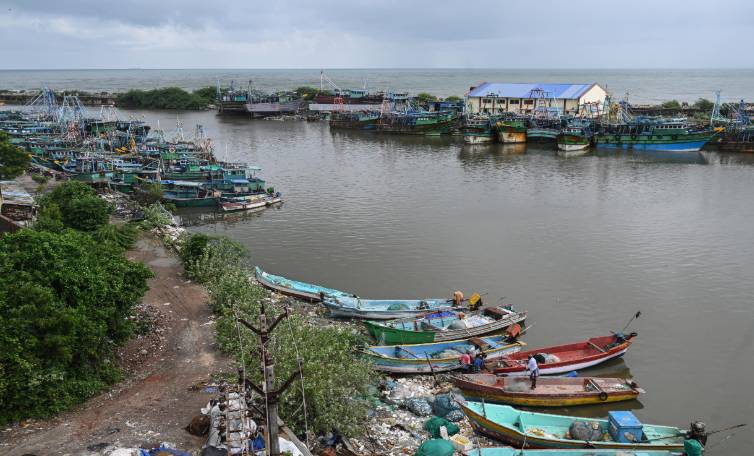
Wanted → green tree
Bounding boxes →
[0,131,30,179]
[193,86,219,103]
[116,87,210,110]
[92,223,139,250]
[294,86,320,100]
[65,196,112,231]
[415,92,438,104]
[33,203,65,232]
[444,95,463,103]
[40,181,112,231]
[133,181,164,207]
[0,229,152,423]
[661,99,682,109]
[693,98,715,112]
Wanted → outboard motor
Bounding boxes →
[688,421,708,446]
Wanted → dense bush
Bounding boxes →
[92,223,139,250]
[133,181,164,207]
[180,234,248,284]
[38,181,112,231]
[0,131,31,179]
[116,87,213,110]
[660,99,682,109]
[0,229,152,423]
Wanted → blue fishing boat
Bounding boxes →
[362,335,524,374]
[254,266,355,302]
[594,117,715,153]
[460,402,687,450]
[323,296,458,320]
[465,448,682,456]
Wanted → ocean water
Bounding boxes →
[1,68,753,103]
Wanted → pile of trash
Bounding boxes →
[92,443,190,456]
[341,376,489,456]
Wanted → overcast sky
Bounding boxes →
[0,0,752,69]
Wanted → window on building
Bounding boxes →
[483,98,491,104]
[509,99,519,105]
[523,100,534,105]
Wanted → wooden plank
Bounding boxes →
[588,341,607,353]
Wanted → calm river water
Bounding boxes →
[126,108,754,453]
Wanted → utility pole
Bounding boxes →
[238,302,301,456]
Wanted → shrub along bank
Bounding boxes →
[179,233,376,437]
[0,181,152,424]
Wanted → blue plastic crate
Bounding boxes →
[608,411,644,443]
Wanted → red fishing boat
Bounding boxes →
[488,333,637,376]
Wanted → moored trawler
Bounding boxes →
[328,110,381,130]
[496,118,528,143]
[462,114,498,144]
[377,110,457,135]
[594,117,716,152]
[557,120,593,153]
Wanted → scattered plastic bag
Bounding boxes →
[414,438,455,456]
[406,397,433,416]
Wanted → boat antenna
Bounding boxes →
[620,311,642,333]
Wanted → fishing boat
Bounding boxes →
[363,335,525,374]
[219,192,283,212]
[496,118,528,143]
[452,374,644,407]
[160,180,218,207]
[323,296,461,320]
[489,333,637,376]
[364,304,526,345]
[594,118,715,152]
[328,111,381,130]
[527,119,563,143]
[460,403,686,450]
[462,115,497,144]
[377,110,458,136]
[464,447,682,456]
[254,266,355,301]
[557,122,593,154]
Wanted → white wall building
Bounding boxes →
[466,82,607,116]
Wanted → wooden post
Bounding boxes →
[239,303,301,456]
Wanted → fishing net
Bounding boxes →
[432,394,461,418]
[431,349,462,359]
[423,416,460,439]
[406,398,433,416]
[568,421,604,441]
[414,439,455,456]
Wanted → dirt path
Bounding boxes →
[1,234,230,455]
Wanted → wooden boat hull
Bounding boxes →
[220,195,282,212]
[490,334,636,376]
[498,130,527,143]
[364,337,525,374]
[166,197,218,207]
[453,374,642,407]
[324,296,458,320]
[254,266,353,302]
[364,308,526,345]
[460,402,684,450]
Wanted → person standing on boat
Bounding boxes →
[453,290,464,307]
[460,352,472,372]
[527,355,539,389]
[472,353,486,373]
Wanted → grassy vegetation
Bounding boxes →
[115,86,217,110]
[179,233,376,437]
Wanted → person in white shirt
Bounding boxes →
[527,355,539,389]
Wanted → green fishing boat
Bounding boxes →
[160,180,218,207]
[364,303,526,345]
[460,402,688,450]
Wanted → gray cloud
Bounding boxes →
[0,0,752,69]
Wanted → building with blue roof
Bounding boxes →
[466,82,606,116]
